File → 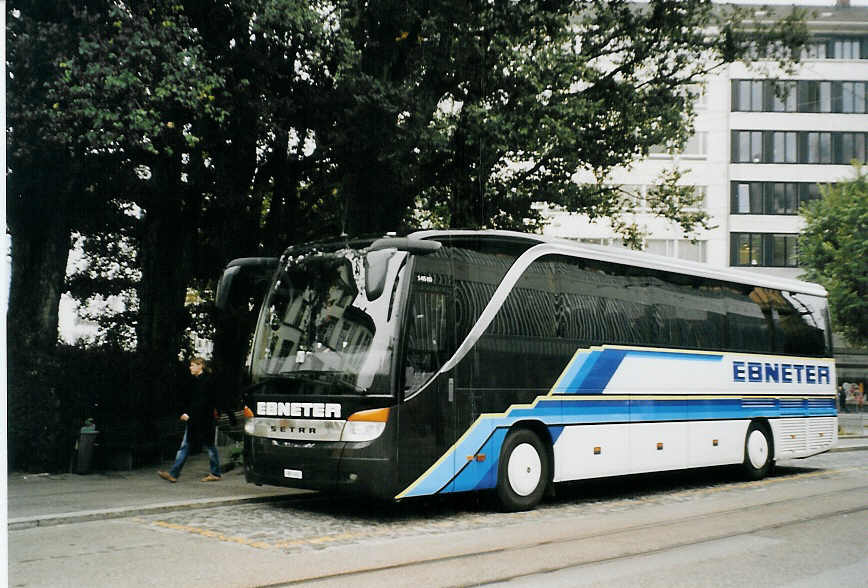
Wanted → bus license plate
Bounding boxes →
[284,469,303,479]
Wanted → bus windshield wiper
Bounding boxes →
[277,370,368,394]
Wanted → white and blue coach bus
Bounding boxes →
[220,230,836,511]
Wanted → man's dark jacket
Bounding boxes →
[178,373,218,447]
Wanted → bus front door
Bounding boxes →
[396,251,459,497]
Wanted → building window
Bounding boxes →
[732,131,867,165]
[645,239,708,263]
[732,233,762,266]
[769,183,798,214]
[730,182,828,215]
[733,131,763,163]
[733,80,866,113]
[681,132,707,157]
[732,182,763,214]
[833,38,861,60]
[819,81,833,112]
[800,36,868,60]
[806,132,832,164]
[734,80,764,111]
[676,240,707,263]
[801,41,827,60]
[771,81,797,112]
[731,233,798,267]
[578,238,624,248]
[841,82,867,113]
[841,133,867,164]
[800,183,823,205]
[771,234,798,267]
[650,132,708,158]
[772,131,797,163]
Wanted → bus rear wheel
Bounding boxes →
[496,428,549,512]
[742,421,773,480]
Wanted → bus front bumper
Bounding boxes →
[244,435,397,499]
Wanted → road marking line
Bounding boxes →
[137,466,866,550]
[148,520,272,549]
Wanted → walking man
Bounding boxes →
[159,357,225,482]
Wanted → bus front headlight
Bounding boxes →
[243,405,256,435]
[340,407,390,442]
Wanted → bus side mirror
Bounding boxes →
[364,236,440,301]
[215,266,242,311]
[215,257,279,312]
[365,249,394,301]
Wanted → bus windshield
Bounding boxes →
[250,248,407,395]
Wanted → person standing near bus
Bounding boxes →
[159,357,224,483]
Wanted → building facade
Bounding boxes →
[541,2,868,382]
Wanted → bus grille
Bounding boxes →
[807,417,836,451]
[777,419,807,453]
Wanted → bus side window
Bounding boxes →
[727,286,774,353]
[776,292,828,356]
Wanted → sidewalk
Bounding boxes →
[8,452,309,531]
[8,435,867,532]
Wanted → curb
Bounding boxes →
[830,444,868,454]
[8,492,312,531]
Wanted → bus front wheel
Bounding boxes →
[496,428,549,512]
[742,421,773,480]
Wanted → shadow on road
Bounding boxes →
[267,462,823,522]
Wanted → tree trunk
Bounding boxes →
[135,156,194,413]
[6,151,74,471]
[7,181,72,355]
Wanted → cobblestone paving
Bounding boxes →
[137,451,866,555]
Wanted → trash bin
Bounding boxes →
[75,423,99,474]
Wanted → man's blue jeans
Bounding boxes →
[169,426,221,479]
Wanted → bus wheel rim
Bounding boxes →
[507,442,542,496]
[747,429,768,469]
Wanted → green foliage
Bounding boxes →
[799,166,868,347]
[45,3,225,157]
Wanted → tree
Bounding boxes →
[799,166,868,347]
[6,1,109,356]
[7,1,230,468]
[6,0,118,470]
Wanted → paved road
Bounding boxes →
[9,450,868,587]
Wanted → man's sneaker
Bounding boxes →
[158,471,177,483]
[201,474,222,482]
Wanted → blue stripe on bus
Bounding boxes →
[451,428,507,493]
[627,350,723,361]
[553,348,723,395]
[549,425,565,445]
[580,349,628,394]
[398,395,836,498]
[551,352,591,394]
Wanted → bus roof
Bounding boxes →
[408,229,827,297]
